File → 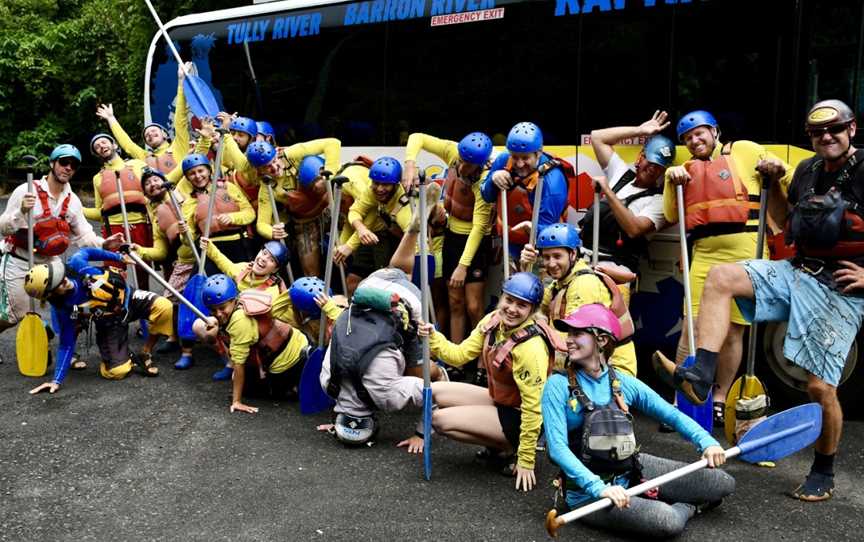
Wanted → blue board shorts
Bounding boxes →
[735,259,864,386]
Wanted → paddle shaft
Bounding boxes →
[114,173,139,289]
[166,188,202,268]
[242,41,265,116]
[744,175,772,377]
[199,129,227,275]
[592,185,601,267]
[419,178,432,388]
[126,251,208,321]
[264,179,294,284]
[26,169,35,312]
[675,185,696,356]
[528,174,544,248]
[318,177,345,345]
[501,189,510,281]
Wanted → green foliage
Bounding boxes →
[0,0,242,166]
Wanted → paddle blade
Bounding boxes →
[738,403,822,464]
[178,275,208,341]
[184,74,220,119]
[299,348,335,415]
[423,386,433,481]
[676,355,713,432]
[17,313,48,377]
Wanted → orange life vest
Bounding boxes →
[154,198,181,244]
[683,153,755,233]
[548,267,635,342]
[443,163,477,222]
[228,170,259,211]
[145,152,177,175]
[282,181,330,220]
[8,183,71,257]
[99,167,148,215]
[194,180,242,235]
[236,290,294,373]
[479,313,564,407]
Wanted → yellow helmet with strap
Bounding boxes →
[24,261,66,300]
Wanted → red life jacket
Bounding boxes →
[228,169,259,211]
[236,290,294,373]
[478,313,564,407]
[282,180,330,220]
[443,163,477,222]
[8,183,72,257]
[154,198,181,244]
[194,180,242,235]
[145,151,177,175]
[546,266,635,342]
[99,167,148,215]
[683,151,756,235]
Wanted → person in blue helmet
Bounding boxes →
[543,304,733,538]
[480,122,569,263]
[582,111,677,274]
[288,276,348,346]
[256,121,276,146]
[227,116,257,152]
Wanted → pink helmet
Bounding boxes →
[554,304,622,341]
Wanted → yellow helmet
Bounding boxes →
[24,261,66,300]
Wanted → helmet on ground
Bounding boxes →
[256,121,275,139]
[262,240,289,267]
[537,223,581,251]
[89,133,117,156]
[246,141,277,168]
[506,122,543,153]
[554,303,622,341]
[676,110,718,141]
[805,99,856,129]
[369,157,402,184]
[202,274,239,307]
[182,153,211,174]
[643,135,676,168]
[24,261,66,300]
[502,272,543,305]
[334,413,378,446]
[142,122,169,142]
[298,155,325,187]
[458,132,493,165]
[289,276,329,318]
[49,144,81,163]
[229,116,258,137]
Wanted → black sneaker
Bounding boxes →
[156,340,181,354]
[789,472,834,502]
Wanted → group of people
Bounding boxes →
[3,70,862,536]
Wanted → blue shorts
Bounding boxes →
[735,260,864,386]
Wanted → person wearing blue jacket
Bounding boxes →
[480,122,569,260]
[542,304,734,538]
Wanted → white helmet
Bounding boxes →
[334,413,378,447]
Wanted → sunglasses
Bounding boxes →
[56,157,80,169]
[806,123,850,139]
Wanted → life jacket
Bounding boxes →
[194,180,242,235]
[335,157,373,216]
[79,268,129,317]
[99,167,148,216]
[787,150,864,259]
[281,179,330,220]
[578,170,657,270]
[144,151,177,175]
[566,365,639,482]
[236,264,287,294]
[443,162,479,222]
[228,169,259,211]
[236,289,294,372]
[479,312,564,408]
[8,183,72,257]
[682,146,760,240]
[378,192,412,237]
[547,266,635,343]
[497,153,579,245]
[154,198,181,244]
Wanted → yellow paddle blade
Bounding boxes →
[724,375,767,445]
[17,313,48,377]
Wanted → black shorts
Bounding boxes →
[93,290,158,368]
[496,404,522,450]
[442,229,491,283]
[349,230,398,278]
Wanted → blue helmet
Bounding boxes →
[229,116,258,137]
[262,240,289,266]
[246,141,277,168]
[676,110,718,141]
[298,155,325,187]
[202,274,239,307]
[49,144,81,163]
[181,153,211,174]
[502,272,543,305]
[537,223,581,251]
[457,132,493,165]
[89,133,116,156]
[289,276,330,319]
[256,121,275,139]
[369,157,402,184]
[642,135,676,168]
[506,122,543,153]
[142,122,169,141]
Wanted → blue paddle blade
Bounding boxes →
[177,274,208,341]
[184,74,220,118]
[738,403,822,464]
[299,348,335,415]
[676,355,713,432]
[423,387,433,481]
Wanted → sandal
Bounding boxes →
[70,353,87,370]
[713,401,726,428]
[133,352,159,377]
[789,472,834,502]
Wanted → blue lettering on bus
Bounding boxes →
[227,19,272,44]
[345,0,425,25]
[430,0,494,16]
[272,12,322,39]
[554,0,692,17]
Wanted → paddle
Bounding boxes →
[519,172,545,273]
[16,155,48,377]
[674,184,713,431]
[725,171,772,444]
[113,170,147,338]
[298,174,347,415]
[418,173,434,481]
[591,182,601,267]
[163,181,201,269]
[501,189,510,282]
[125,251,208,321]
[545,403,823,537]
[262,175,295,285]
[242,40,265,117]
[143,0,220,119]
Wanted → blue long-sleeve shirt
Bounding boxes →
[542,369,720,507]
[49,248,123,385]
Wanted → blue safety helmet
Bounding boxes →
[262,240,289,267]
[506,122,543,153]
[369,157,402,184]
[246,141,277,168]
[298,155,325,187]
[202,274,239,307]
[502,272,544,305]
[642,135,676,168]
[537,223,582,251]
[181,153,211,174]
[229,116,258,138]
[256,121,275,139]
[142,122,169,141]
[457,132,493,165]
[676,110,718,141]
[49,144,81,163]
[289,276,331,319]
[89,133,117,156]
